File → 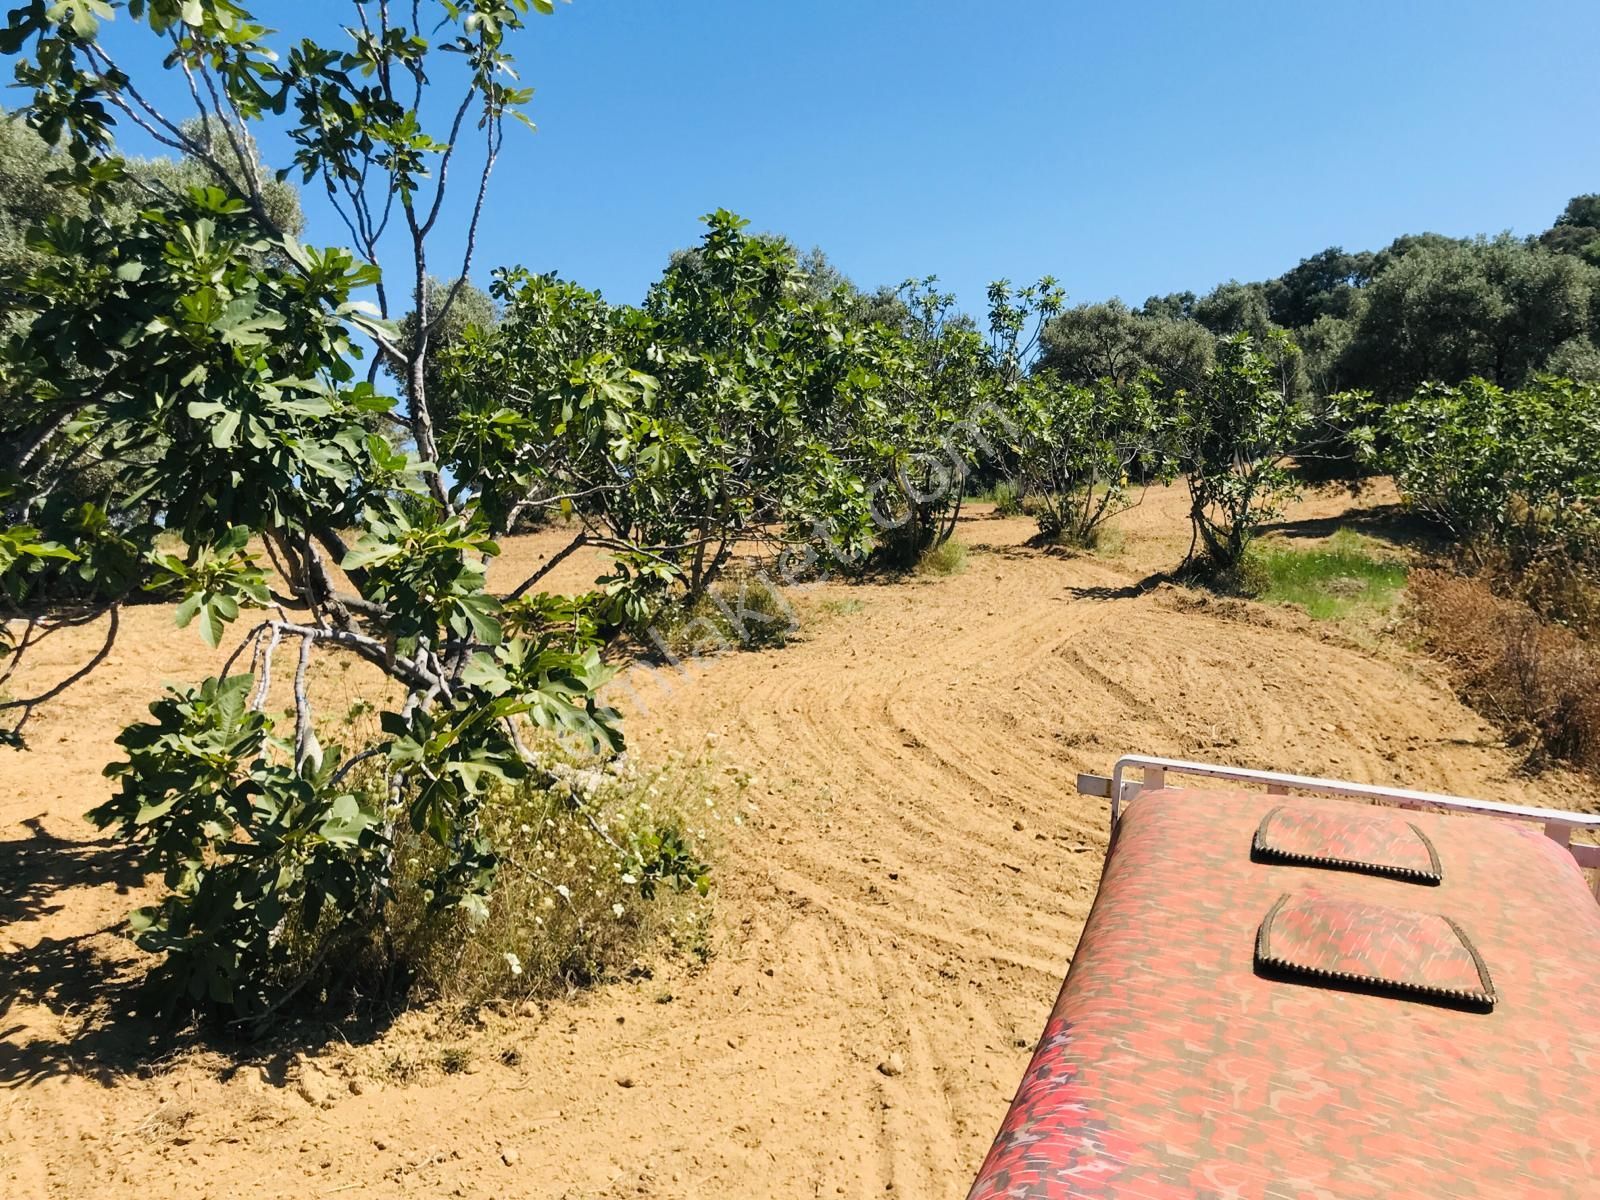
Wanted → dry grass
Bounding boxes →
[916,538,968,577]
[1412,569,1600,772]
[384,749,720,1007]
[1472,542,1600,641]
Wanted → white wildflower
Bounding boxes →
[503,952,523,976]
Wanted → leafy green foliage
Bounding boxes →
[0,516,72,592]
[1181,333,1306,570]
[444,212,884,606]
[0,0,673,1024]
[1339,235,1599,403]
[344,506,503,650]
[1367,376,1600,609]
[1539,194,1600,268]
[88,674,385,1016]
[850,278,993,567]
[1042,204,1600,476]
[1261,247,1375,329]
[143,523,257,633]
[1008,374,1177,546]
[1038,298,1215,399]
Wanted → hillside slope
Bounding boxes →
[2,481,1593,1199]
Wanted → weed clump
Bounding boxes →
[983,480,1024,516]
[917,539,968,577]
[1412,569,1600,772]
[1032,516,1125,557]
[385,750,719,1007]
[655,572,797,657]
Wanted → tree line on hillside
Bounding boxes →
[0,1,1594,1026]
[1042,206,1600,397]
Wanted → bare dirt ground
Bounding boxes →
[3,480,1595,1199]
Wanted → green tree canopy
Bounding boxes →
[1262,246,1375,329]
[1038,298,1214,396]
[1539,194,1600,268]
[1340,234,1600,402]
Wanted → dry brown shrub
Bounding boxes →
[1470,541,1600,641]
[1412,569,1600,772]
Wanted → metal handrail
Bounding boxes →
[1079,754,1600,898]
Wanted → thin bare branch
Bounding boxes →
[251,625,284,710]
[220,620,272,679]
[293,633,318,768]
[0,604,120,742]
[416,84,477,240]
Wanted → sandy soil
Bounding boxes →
[2,480,1595,1199]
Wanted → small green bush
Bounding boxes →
[1367,376,1600,630]
[655,572,797,656]
[991,480,1023,516]
[917,538,968,577]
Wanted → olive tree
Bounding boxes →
[1340,235,1599,403]
[1038,298,1214,394]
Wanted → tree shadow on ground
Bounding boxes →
[0,924,160,1088]
[0,925,405,1090]
[0,821,401,1089]
[1064,571,1173,602]
[0,818,145,927]
[955,506,1024,523]
[1257,503,1446,554]
[966,541,1064,561]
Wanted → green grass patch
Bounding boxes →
[1243,529,1407,620]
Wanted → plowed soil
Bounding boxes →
[3,481,1595,1199]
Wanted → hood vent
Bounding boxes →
[1255,891,1496,1010]
[1253,804,1442,883]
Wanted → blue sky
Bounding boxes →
[91,0,1600,317]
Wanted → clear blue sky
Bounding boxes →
[93,0,1600,317]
